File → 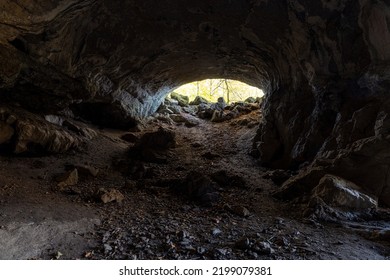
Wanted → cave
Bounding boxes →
[0,0,389,260]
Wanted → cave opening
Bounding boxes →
[170,79,264,104]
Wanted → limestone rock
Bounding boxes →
[190,96,209,105]
[170,114,187,123]
[99,188,125,204]
[311,175,377,211]
[138,127,176,150]
[164,98,179,106]
[44,115,64,126]
[170,113,200,127]
[157,104,174,115]
[254,241,274,255]
[129,127,175,163]
[0,106,97,155]
[57,169,79,188]
[211,97,226,111]
[74,164,99,177]
[170,92,189,107]
[244,97,256,103]
[62,120,97,140]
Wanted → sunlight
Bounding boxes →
[172,79,264,104]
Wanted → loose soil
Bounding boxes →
[0,110,389,260]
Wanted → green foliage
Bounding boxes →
[170,79,264,104]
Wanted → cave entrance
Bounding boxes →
[170,79,264,104]
[157,79,264,124]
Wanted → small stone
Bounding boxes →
[274,236,289,247]
[254,241,275,255]
[44,115,64,126]
[230,205,251,217]
[57,169,78,188]
[216,248,227,255]
[104,244,113,253]
[178,230,190,240]
[55,251,63,260]
[235,237,251,250]
[170,113,200,127]
[197,247,206,254]
[75,164,99,177]
[100,188,125,204]
[212,228,222,236]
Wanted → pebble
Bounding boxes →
[235,237,251,250]
[254,241,275,255]
[212,228,222,236]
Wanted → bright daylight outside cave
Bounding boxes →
[0,0,389,260]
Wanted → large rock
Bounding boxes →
[170,92,189,107]
[137,127,176,150]
[190,96,209,106]
[274,133,390,207]
[129,127,176,163]
[311,175,377,211]
[0,106,95,154]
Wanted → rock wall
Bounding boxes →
[0,0,389,205]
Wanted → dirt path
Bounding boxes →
[0,111,389,259]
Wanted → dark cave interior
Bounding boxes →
[0,0,389,260]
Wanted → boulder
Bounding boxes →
[310,175,377,211]
[190,96,209,105]
[244,97,256,103]
[170,114,187,123]
[170,92,189,107]
[211,97,226,111]
[138,127,176,150]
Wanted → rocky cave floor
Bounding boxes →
[0,109,389,260]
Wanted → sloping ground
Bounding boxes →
[0,110,389,260]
